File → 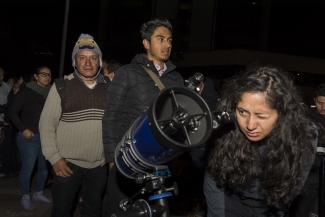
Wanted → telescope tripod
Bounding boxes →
[111,166,178,217]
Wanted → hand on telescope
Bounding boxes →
[53,158,73,177]
[109,162,114,170]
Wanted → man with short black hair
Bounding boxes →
[314,84,325,118]
[290,84,325,217]
[102,18,183,216]
[101,59,121,81]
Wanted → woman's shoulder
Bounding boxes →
[15,87,38,99]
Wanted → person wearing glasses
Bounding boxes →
[9,66,52,211]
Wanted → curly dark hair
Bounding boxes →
[140,18,172,41]
[207,63,315,208]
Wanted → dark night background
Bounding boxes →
[0,0,324,89]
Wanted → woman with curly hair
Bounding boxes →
[204,64,317,216]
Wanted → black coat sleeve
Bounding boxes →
[102,66,130,163]
[8,90,27,132]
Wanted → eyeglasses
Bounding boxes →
[38,72,53,78]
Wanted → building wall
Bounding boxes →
[155,0,179,20]
[188,0,215,52]
[176,49,325,75]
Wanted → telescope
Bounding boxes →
[113,86,235,217]
[184,72,204,93]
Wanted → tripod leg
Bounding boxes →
[154,176,170,217]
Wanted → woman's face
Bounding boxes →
[34,67,52,87]
[12,82,20,95]
[236,92,279,142]
[6,78,15,87]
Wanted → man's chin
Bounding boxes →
[161,56,170,62]
[79,72,97,78]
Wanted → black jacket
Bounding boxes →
[308,108,325,167]
[9,87,46,133]
[102,54,184,162]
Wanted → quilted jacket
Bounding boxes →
[102,53,184,163]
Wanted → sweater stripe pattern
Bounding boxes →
[61,78,107,122]
[56,77,109,168]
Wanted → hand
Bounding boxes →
[3,121,10,126]
[53,158,73,177]
[23,129,34,139]
[100,152,105,167]
[109,162,114,170]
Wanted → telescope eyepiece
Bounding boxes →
[213,112,236,129]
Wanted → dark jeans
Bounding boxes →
[12,126,21,172]
[17,132,48,195]
[51,161,107,217]
[0,127,16,175]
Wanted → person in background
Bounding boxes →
[10,74,33,171]
[9,66,52,211]
[106,60,121,81]
[0,75,29,179]
[101,59,121,81]
[0,68,12,121]
[0,73,33,178]
[313,84,325,118]
[101,59,109,77]
[6,76,18,87]
[289,84,325,217]
[204,64,317,217]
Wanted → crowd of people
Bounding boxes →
[0,18,324,217]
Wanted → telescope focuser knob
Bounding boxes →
[166,182,178,196]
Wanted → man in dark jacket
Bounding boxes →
[102,18,183,216]
[289,84,325,217]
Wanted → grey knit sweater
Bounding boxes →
[39,73,109,168]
